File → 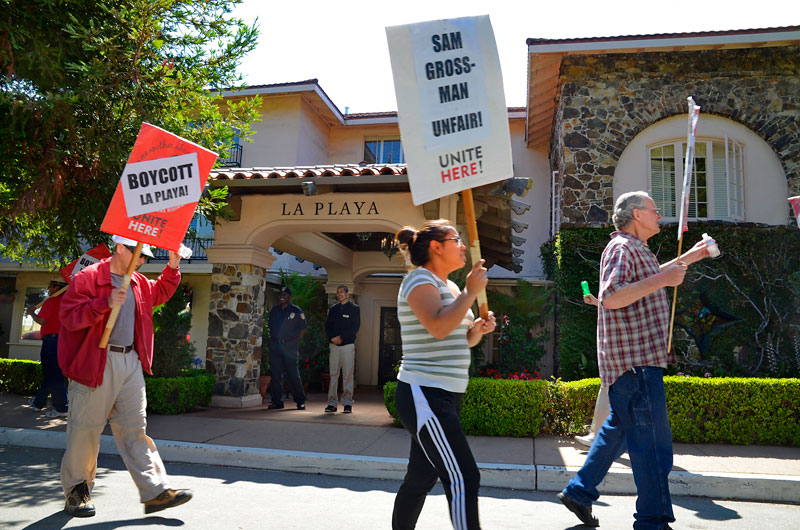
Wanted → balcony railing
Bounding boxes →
[150,237,214,262]
[218,144,242,167]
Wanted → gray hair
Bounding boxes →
[612,191,651,230]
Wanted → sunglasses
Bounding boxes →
[122,245,149,261]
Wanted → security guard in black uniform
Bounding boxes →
[267,287,307,410]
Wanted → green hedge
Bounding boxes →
[384,379,548,437]
[541,224,800,381]
[384,377,800,446]
[0,359,212,415]
[0,358,41,394]
[144,369,214,415]
[666,376,800,446]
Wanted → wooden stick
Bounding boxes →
[99,242,142,348]
[32,285,68,310]
[666,234,684,354]
[461,188,489,320]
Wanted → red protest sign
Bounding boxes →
[100,123,218,251]
[60,244,112,283]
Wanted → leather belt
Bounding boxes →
[108,344,134,353]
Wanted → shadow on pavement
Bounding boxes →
[21,513,183,530]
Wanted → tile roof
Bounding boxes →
[209,163,408,181]
[526,25,800,46]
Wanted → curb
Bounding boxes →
[2,427,798,503]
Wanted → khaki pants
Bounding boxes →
[327,343,355,407]
[60,348,169,502]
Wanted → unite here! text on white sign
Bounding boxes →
[120,152,202,217]
[386,15,513,205]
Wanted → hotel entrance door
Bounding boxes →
[377,307,401,386]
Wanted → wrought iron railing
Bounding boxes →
[150,237,214,262]
[218,144,242,167]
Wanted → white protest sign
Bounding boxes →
[71,253,101,278]
[387,15,513,205]
[120,152,201,217]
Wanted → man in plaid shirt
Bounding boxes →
[558,191,709,530]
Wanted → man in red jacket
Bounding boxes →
[58,235,192,518]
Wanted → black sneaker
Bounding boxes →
[144,488,192,514]
[267,402,284,410]
[65,481,95,517]
[296,402,305,410]
[557,492,598,527]
[325,405,337,413]
[343,405,352,413]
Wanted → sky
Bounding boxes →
[232,0,794,113]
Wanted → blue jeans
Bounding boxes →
[32,334,68,412]
[563,366,674,530]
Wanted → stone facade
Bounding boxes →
[552,46,800,225]
[206,263,267,397]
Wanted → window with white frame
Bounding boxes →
[649,137,744,221]
[364,136,404,164]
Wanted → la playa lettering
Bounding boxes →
[127,162,194,207]
[281,201,380,216]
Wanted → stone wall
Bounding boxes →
[552,45,800,225]
[206,263,267,397]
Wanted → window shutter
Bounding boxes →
[713,141,729,219]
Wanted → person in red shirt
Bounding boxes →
[27,280,69,418]
[57,235,192,518]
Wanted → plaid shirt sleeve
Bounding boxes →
[598,244,631,302]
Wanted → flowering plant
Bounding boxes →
[477,366,541,381]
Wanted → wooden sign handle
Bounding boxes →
[99,242,142,348]
[461,188,489,320]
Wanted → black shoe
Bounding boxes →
[343,405,352,413]
[557,492,598,527]
[296,402,305,410]
[144,488,192,514]
[65,481,95,517]
[267,402,284,410]
[325,405,337,413]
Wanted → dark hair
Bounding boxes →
[337,285,348,293]
[395,219,454,267]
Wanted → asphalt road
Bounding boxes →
[1,446,798,529]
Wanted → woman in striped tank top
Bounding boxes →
[391,219,496,530]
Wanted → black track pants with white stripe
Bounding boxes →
[392,381,481,529]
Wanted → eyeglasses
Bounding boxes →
[637,207,661,216]
[437,236,463,246]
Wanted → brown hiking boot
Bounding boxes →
[144,488,193,514]
[65,481,95,517]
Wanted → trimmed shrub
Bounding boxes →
[144,369,214,415]
[385,376,800,446]
[384,378,548,437]
[542,378,600,435]
[666,376,800,446]
[0,358,41,394]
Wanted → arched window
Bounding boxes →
[649,137,744,222]
[615,114,788,226]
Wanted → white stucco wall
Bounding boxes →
[615,114,789,225]
[240,95,303,168]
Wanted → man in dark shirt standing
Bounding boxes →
[324,285,360,413]
[267,287,307,410]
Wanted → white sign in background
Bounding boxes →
[70,253,101,278]
[387,15,513,205]
[120,152,201,217]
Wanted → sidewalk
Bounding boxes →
[2,389,799,503]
